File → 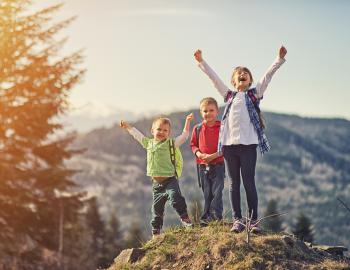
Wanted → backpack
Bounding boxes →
[169,139,183,178]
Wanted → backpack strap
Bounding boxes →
[247,89,265,129]
[169,139,178,179]
[247,89,259,107]
[195,123,203,146]
[222,91,238,121]
[195,123,203,190]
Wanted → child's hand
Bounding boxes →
[197,152,208,161]
[183,113,194,132]
[119,120,132,130]
[186,113,194,122]
[197,152,217,164]
[204,153,218,163]
[194,49,203,62]
[279,46,287,59]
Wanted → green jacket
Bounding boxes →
[141,137,182,177]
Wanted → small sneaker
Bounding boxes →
[230,219,245,233]
[152,228,161,238]
[250,220,262,234]
[181,215,193,228]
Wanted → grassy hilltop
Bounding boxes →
[108,223,350,270]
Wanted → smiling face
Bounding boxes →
[200,102,219,126]
[151,119,171,141]
[231,66,253,91]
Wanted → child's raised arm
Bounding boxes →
[194,49,230,99]
[120,120,132,130]
[255,45,287,98]
[279,46,287,59]
[183,113,194,133]
[174,113,194,147]
[194,49,203,63]
[119,120,145,145]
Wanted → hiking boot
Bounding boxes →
[250,220,262,234]
[152,228,161,238]
[230,218,245,233]
[180,215,193,228]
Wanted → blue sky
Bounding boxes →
[34,0,350,120]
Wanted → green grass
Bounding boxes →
[109,222,350,270]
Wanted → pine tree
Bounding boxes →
[86,197,106,269]
[60,214,95,270]
[262,199,283,232]
[292,212,314,243]
[99,212,123,268]
[0,0,85,267]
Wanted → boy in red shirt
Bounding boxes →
[190,97,225,225]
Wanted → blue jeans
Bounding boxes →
[223,144,258,220]
[199,163,225,221]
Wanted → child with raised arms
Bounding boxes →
[194,46,287,233]
[120,113,194,237]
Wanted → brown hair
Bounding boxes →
[231,66,253,87]
[199,97,219,110]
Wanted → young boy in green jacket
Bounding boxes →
[120,113,193,237]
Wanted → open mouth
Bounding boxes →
[238,77,247,82]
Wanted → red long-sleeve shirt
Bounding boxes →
[190,121,224,165]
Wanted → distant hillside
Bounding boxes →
[69,110,350,249]
[62,103,140,132]
[108,224,350,270]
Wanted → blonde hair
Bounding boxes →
[199,97,218,110]
[231,66,253,87]
[152,117,171,129]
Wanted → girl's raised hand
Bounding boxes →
[279,46,287,59]
[194,49,203,62]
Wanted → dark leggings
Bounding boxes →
[223,144,258,220]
